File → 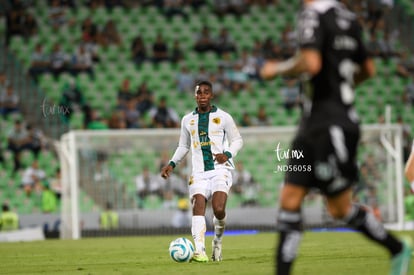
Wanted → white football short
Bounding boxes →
[189,169,233,200]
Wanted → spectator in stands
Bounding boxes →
[24,13,38,38]
[396,50,414,78]
[71,43,94,78]
[26,124,44,159]
[151,33,169,64]
[171,198,191,228]
[117,78,134,109]
[163,0,189,21]
[214,27,237,57]
[193,25,216,53]
[252,104,271,126]
[80,19,101,63]
[0,71,8,88]
[239,112,253,127]
[5,3,25,46]
[81,18,99,43]
[100,202,119,229]
[99,19,122,48]
[48,0,74,30]
[239,48,264,81]
[21,160,46,197]
[231,161,259,207]
[366,31,382,57]
[262,36,276,59]
[0,84,20,118]
[194,65,210,82]
[28,43,50,82]
[170,39,184,64]
[7,119,30,173]
[135,165,163,209]
[49,167,62,200]
[403,74,414,107]
[49,42,70,79]
[0,203,19,231]
[149,96,179,128]
[135,81,154,115]
[108,109,127,129]
[124,100,141,128]
[377,31,400,59]
[227,62,250,95]
[176,65,195,94]
[59,79,87,122]
[280,77,301,113]
[41,180,58,213]
[86,109,108,130]
[209,73,225,98]
[212,0,248,19]
[131,35,147,67]
[278,24,297,59]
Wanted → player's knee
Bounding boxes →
[213,207,225,220]
[327,205,348,219]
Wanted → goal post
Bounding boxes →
[58,124,405,240]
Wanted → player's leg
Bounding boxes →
[189,174,210,262]
[276,183,308,275]
[191,193,208,261]
[211,169,232,261]
[211,191,227,261]
[326,188,412,275]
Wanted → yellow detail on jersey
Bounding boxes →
[189,176,194,185]
[212,117,220,124]
[190,119,195,125]
[191,129,196,136]
[193,141,199,148]
[200,141,215,147]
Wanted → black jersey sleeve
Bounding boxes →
[297,8,324,51]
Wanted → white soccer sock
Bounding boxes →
[191,215,206,253]
[213,215,226,241]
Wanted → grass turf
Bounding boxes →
[0,231,413,274]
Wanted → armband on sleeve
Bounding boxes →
[224,151,232,159]
[169,161,176,168]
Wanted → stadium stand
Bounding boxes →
[1,0,414,213]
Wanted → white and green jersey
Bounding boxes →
[170,106,243,174]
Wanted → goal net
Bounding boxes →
[58,124,405,239]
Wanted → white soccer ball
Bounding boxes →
[169,237,194,263]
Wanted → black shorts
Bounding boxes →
[285,124,360,197]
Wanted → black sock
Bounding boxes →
[344,204,402,256]
[276,209,303,275]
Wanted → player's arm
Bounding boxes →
[215,114,243,164]
[260,49,322,80]
[405,142,414,191]
[161,118,190,179]
[354,56,376,86]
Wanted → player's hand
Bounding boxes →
[260,61,278,80]
[213,153,229,164]
[161,165,173,179]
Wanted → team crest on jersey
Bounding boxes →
[212,117,220,124]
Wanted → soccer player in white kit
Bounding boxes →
[161,80,243,262]
[406,140,414,192]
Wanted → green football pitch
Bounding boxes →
[1,231,413,275]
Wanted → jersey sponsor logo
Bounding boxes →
[212,117,220,124]
[333,35,357,50]
[200,141,215,147]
